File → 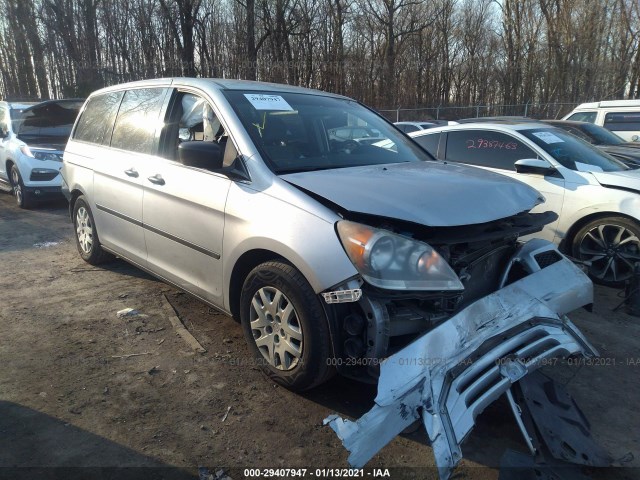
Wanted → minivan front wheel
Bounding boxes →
[73,196,111,265]
[572,216,640,287]
[240,261,334,391]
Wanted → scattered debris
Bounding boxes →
[221,406,232,422]
[68,407,82,415]
[161,294,206,353]
[223,338,233,344]
[116,308,140,318]
[118,294,128,299]
[198,467,233,480]
[111,352,152,359]
[33,241,61,248]
[157,338,165,345]
[148,365,161,375]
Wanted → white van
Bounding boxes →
[563,100,640,142]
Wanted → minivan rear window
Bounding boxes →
[74,92,124,145]
[111,88,168,155]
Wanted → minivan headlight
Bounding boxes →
[336,220,464,291]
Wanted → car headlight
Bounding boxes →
[336,220,464,291]
[20,145,61,162]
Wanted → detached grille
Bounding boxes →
[30,171,59,181]
[534,250,562,269]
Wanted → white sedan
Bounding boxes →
[410,121,640,286]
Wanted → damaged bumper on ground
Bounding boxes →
[325,253,598,479]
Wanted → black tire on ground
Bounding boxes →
[240,261,335,391]
[571,216,640,287]
[10,165,33,209]
[72,196,112,265]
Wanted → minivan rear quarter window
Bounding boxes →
[74,91,124,145]
[111,88,168,155]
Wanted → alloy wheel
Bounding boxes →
[11,168,22,205]
[578,223,640,283]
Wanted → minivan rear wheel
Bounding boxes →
[73,196,112,265]
[572,216,640,287]
[240,261,334,391]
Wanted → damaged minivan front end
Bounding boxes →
[283,164,604,477]
[324,240,600,478]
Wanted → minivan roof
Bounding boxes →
[90,78,350,100]
[574,99,640,109]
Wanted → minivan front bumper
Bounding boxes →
[325,255,596,479]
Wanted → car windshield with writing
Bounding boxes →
[521,128,628,173]
[223,91,433,174]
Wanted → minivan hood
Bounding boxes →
[591,169,640,191]
[281,162,543,227]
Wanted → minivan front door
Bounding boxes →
[141,91,231,306]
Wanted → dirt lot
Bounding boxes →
[1,193,639,480]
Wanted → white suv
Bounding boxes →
[0,99,83,208]
[563,100,640,142]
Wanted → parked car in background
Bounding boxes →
[327,125,386,146]
[563,100,640,142]
[541,120,640,168]
[394,121,438,133]
[410,121,640,286]
[0,99,84,208]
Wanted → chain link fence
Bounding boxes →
[378,102,581,123]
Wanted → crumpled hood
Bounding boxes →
[281,161,543,227]
[591,169,640,192]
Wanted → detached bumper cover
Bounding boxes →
[325,256,595,479]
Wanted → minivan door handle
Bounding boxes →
[124,168,139,178]
[147,174,165,186]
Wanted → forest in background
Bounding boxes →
[0,0,639,116]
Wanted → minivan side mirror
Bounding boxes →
[514,158,556,175]
[178,141,223,170]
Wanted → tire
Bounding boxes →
[240,261,334,391]
[571,216,640,287]
[10,165,33,209]
[72,196,111,265]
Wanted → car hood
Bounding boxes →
[281,161,544,227]
[591,169,640,191]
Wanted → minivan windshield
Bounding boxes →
[223,90,434,174]
[521,128,628,172]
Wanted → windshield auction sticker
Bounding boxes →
[244,94,294,111]
[531,131,564,144]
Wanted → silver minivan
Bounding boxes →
[62,78,605,476]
